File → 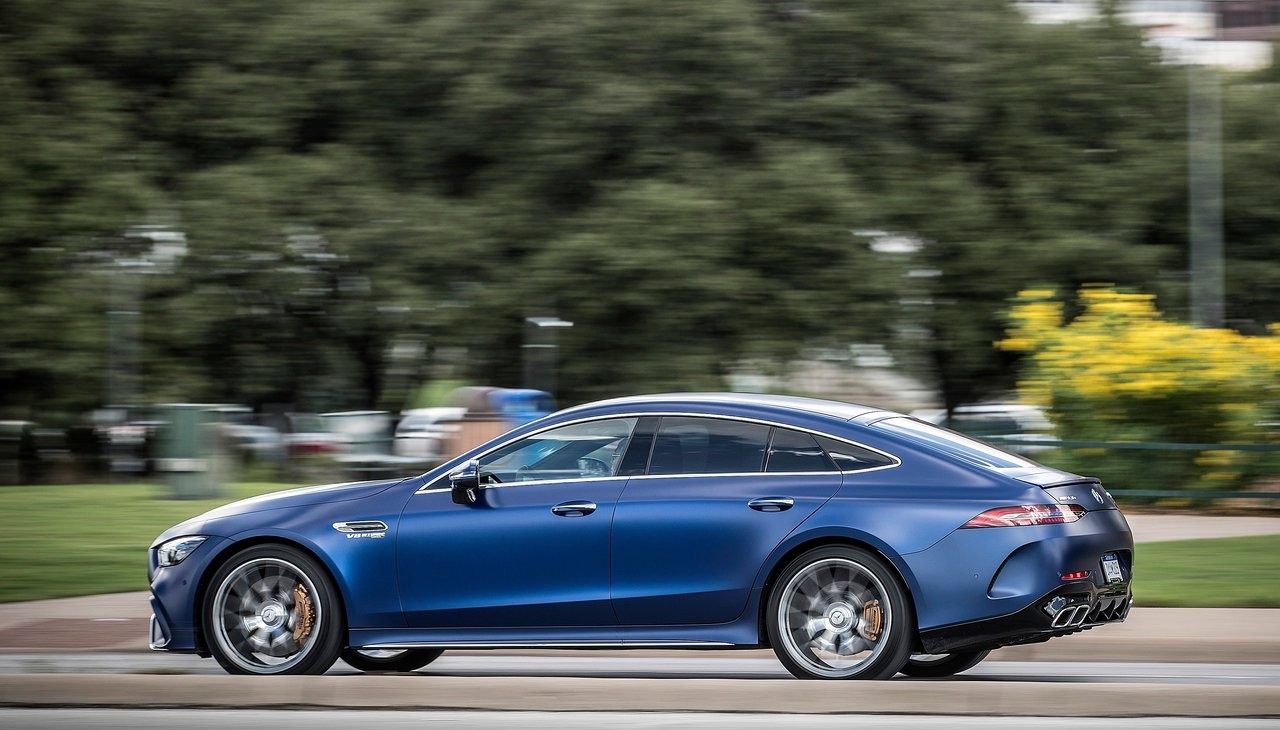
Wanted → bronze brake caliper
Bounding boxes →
[858,599,883,642]
[292,583,315,643]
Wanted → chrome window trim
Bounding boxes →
[416,476,628,496]
[628,461,899,481]
[415,411,901,495]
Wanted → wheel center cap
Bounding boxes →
[825,602,855,632]
[259,601,285,628]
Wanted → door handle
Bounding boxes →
[551,500,597,517]
[748,497,794,512]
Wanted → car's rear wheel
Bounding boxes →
[341,648,444,673]
[766,546,914,680]
[899,650,990,677]
[204,544,343,675]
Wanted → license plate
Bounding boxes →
[1101,554,1124,584]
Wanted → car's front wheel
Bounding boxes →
[766,546,914,680]
[341,648,444,673]
[899,650,990,677]
[204,544,343,675]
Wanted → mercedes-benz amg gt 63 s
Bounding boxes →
[149,393,1133,679]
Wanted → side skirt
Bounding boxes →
[348,618,762,650]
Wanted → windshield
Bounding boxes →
[873,416,1037,470]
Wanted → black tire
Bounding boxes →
[203,543,344,675]
[341,648,445,673]
[899,650,990,678]
[766,546,914,680]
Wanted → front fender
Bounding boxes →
[191,490,407,632]
[216,519,406,631]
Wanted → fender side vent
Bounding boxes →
[332,521,388,533]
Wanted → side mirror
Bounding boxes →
[450,459,481,505]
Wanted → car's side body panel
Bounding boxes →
[396,476,625,628]
[611,471,842,625]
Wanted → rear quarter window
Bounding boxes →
[873,416,1035,470]
[814,435,896,472]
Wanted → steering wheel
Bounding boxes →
[577,457,611,478]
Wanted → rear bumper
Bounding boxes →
[919,580,1132,654]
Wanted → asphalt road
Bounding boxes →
[2,652,1278,687]
[3,710,1278,730]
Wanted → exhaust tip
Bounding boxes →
[1049,603,1092,628]
[1070,605,1090,626]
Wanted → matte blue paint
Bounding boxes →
[611,471,842,625]
[148,393,1133,657]
[397,476,625,628]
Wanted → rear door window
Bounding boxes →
[648,417,770,475]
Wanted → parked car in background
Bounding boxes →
[910,403,1057,453]
[322,411,438,479]
[149,393,1132,680]
[280,413,347,458]
[223,424,285,462]
[394,407,466,460]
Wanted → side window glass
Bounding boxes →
[816,435,895,472]
[479,417,638,483]
[766,429,837,473]
[648,417,769,475]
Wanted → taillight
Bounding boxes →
[962,504,1087,528]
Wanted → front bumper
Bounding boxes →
[148,535,230,653]
[919,579,1132,654]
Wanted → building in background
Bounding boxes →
[1016,0,1275,70]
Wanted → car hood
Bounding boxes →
[152,478,407,546]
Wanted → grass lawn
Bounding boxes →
[1134,534,1280,608]
[0,482,295,603]
[1,483,1277,607]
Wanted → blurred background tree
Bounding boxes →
[0,0,1277,420]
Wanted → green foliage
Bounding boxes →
[1135,535,1280,608]
[0,482,295,603]
[1,0,1279,417]
[1001,287,1280,492]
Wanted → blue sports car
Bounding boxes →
[148,393,1133,679]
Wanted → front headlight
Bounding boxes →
[156,536,207,567]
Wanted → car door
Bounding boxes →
[396,417,637,629]
[610,417,844,626]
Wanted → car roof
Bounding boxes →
[561,393,891,422]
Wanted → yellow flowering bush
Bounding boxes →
[1000,287,1280,493]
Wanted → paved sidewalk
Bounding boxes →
[1124,513,1280,543]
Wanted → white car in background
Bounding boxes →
[910,403,1057,453]
[394,407,466,460]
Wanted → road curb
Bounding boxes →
[1,674,1277,717]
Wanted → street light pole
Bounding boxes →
[1188,62,1225,329]
[523,316,574,396]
